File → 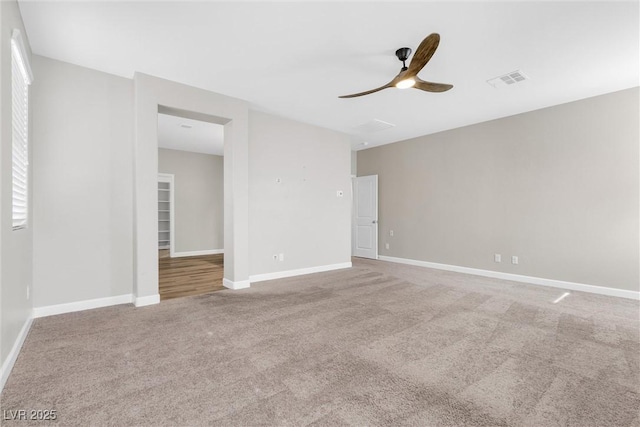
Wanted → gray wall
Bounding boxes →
[28,56,353,304]
[249,111,352,276]
[0,0,33,368]
[351,151,357,176]
[31,55,134,307]
[358,88,639,292]
[158,148,223,253]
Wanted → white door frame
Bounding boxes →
[351,175,356,255]
[352,175,379,259]
[133,73,250,306]
[157,173,175,257]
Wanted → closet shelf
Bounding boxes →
[158,179,172,249]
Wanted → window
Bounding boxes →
[11,30,32,230]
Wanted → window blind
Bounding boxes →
[11,30,32,230]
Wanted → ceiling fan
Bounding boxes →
[339,33,453,98]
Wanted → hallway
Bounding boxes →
[159,252,224,300]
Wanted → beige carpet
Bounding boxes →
[2,258,639,426]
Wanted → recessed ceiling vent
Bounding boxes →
[487,70,529,88]
[353,119,395,133]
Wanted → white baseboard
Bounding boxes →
[32,293,158,318]
[222,278,251,290]
[249,262,352,283]
[0,315,33,392]
[134,294,160,307]
[378,256,640,300]
[172,249,224,258]
[33,294,134,318]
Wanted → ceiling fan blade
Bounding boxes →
[414,78,453,93]
[338,82,393,98]
[406,33,440,77]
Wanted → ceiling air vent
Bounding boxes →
[487,70,529,88]
[352,119,395,134]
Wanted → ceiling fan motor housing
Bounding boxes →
[395,47,412,62]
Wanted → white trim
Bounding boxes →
[250,262,352,283]
[351,176,356,255]
[172,249,224,258]
[10,30,33,84]
[223,278,251,290]
[134,294,160,307]
[0,316,33,392]
[33,294,134,318]
[378,256,640,300]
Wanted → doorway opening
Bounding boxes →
[133,74,250,306]
[156,111,225,300]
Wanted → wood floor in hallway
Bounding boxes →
[159,252,224,300]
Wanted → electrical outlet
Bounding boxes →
[390,230,394,237]
[26,287,30,300]
[279,253,284,261]
[494,254,501,263]
[512,256,519,265]
[385,243,390,250]
[275,178,282,184]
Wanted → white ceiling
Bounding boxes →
[19,1,639,151]
[157,113,224,156]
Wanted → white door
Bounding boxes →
[353,175,378,259]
